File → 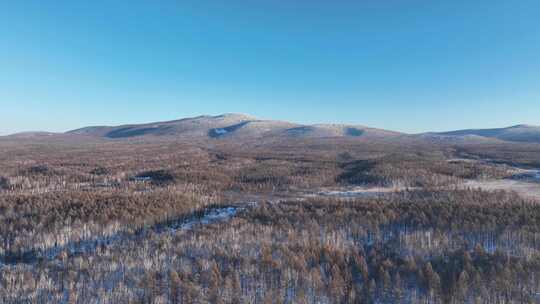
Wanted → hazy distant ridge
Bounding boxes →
[66,113,403,140]
[5,114,539,144]
[431,124,540,143]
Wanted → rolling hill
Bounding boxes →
[4,114,539,145]
[66,113,403,140]
[430,124,540,143]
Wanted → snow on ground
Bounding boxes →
[313,186,412,198]
[314,166,540,201]
[2,202,259,265]
[4,162,539,267]
[463,169,540,201]
[214,128,228,135]
[170,205,249,230]
[444,161,540,201]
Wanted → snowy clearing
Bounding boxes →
[312,186,412,198]
[214,128,228,135]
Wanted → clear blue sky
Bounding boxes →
[1,1,539,135]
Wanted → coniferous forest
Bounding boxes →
[4,0,540,302]
[1,137,540,303]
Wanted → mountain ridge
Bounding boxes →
[431,124,540,143]
[65,113,404,140]
[3,113,540,143]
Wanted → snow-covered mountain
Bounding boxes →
[66,113,403,140]
[4,114,539,144]
[427,124,540,143]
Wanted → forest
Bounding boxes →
[1,138,540,303]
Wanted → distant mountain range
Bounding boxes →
[431,125,540,143]
[66,113,403,140]
[4,114,540,144]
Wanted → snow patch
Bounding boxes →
[318,190,383,198]
[173,206,241,230]
[2,202,259,265]
[214,128,228,135]
[316,187,408,198]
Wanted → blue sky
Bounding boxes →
[1,1,539,135]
